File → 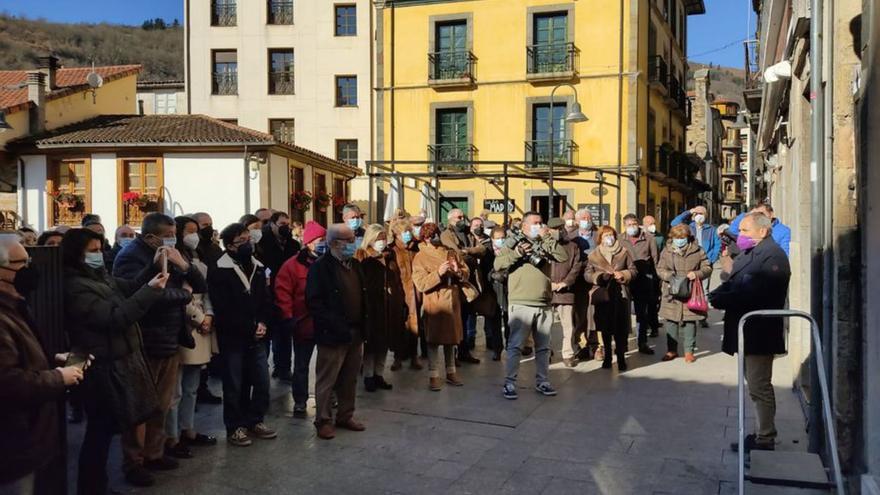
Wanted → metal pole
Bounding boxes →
[503,162,510,227]
[549,89,556,220]
[597,171,605,225]
[367,161,374,223]
[808,0,826,455]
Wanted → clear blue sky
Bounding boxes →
[688,0,757,68]
[3,0,752,68]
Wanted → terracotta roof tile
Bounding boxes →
[0,65,141,112]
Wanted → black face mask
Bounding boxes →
[233,242,254,263]
[199,226,213,241]
[2,265,40,295]
[278,225,292,238]
[472,227,484,236]
[455,220,468,232]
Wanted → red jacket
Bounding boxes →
[274,250,316,342]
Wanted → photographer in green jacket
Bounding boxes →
[493,211,568,400]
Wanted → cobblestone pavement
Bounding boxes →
[65,310,828,494]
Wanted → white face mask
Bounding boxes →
[579,220,592,230]
[603,236,615,246]
[564,219,575,228]
[694,214,706,225]
[249,228,263,245]
[372,240,387,252]
[625,226,639,237]
[84,252,105,269]
[528,224,542,239]
[183,233,200,250]
[646,224,656,234]
[162,237,177,248]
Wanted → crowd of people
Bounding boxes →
[0,200,792,494]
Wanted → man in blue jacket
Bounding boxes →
[727,203,791,257]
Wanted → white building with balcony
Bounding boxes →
[184,0,372,210]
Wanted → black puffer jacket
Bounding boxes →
[112,237,203,358]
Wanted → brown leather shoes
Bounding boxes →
[684,352,697,363]
[429,377,443,391]
[335,418,365,432]
[661,352,679,362]
[445,373,464,387]
[316,423,335,440]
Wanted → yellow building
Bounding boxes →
[373,0,704,228]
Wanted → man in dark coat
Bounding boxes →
[621,213,660,353]
[257,211,299,382]
[568,208,601,360]
[0,234,79,492]
[709,212,791,452]
[208,223,277,447]
[307,224,368,440]
[548,218,584,367]
[113,213,206,483]
[191,212,223,269]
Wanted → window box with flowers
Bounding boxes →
[291,190,312,213]
[314,191,332,212]
[51,191,85,211]
[122,191,160,225]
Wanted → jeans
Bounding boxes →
[505,304,553,386]
[291,340,315,406]
[633,293,652,347]
[219,338,270,432]
[165,364,202,440]
[0,472,34,495]
[271,321,293,374]
[77,415,115,495]
[466,313,504,354]
[666,321,697,354]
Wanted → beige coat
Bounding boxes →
[655,242,713,322]
[180,256,218,365]
[412,242,474,346]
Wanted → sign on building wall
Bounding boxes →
[483,199,515,214]
[578,203,610,225]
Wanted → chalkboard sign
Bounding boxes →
[483,199,515,214]
[578,203,611,225]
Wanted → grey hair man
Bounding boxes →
[571,207,601,360]
[709,212,790,452]
[342,204,365,242]
[306,224,367,440]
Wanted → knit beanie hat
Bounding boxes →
[302,221,326,246]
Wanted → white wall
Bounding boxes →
[91,153,118,236]
[20,155,47,231]
[163,152,246,230]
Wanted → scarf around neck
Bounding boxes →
[598,240,622,264]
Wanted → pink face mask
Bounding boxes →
[736,234,758,251]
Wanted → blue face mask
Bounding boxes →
[315,241,327,256]
[412,226,421,238]
[401,231,413,244]
[342,241,357,259]
[493,238,504,249]
[162,237,177,248]
[672,238,688,249]
[84,252,105,269]
[118,237,134,248]
[529,224,542,239]
[347,218,362,231]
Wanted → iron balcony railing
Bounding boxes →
[428,143,476,170]
[211,2,237,26]
[268,71,294,94]
[743,39,761,90]
[267,0,293,24]
[524,139,578,168]
[668,75,686,109]
[428,50,476,83]
[648,55,668,88]
[527,42,578,75]
[212,72,238,95]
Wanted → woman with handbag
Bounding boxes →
[412,223,475,391]
[584,226,637,371]
[61,228,171,495]
[163,216,218,460]
[655,224,713,363]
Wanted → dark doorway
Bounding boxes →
[530,195,566,222]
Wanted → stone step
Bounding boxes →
[747,450,834,490]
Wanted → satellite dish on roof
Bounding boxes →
[86,71,103,89]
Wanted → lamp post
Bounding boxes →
[548,83,588,219]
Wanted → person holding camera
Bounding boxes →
[494,212,568,400]
[655,224,712,363]
[585,226,637,371]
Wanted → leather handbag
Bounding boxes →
[668,275,692,300]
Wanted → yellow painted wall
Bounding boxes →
[380,0,637,226]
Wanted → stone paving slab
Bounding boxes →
[63,311,821,494]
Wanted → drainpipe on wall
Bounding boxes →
[615,0,624,230]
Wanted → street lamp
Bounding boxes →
[548,83,588,219]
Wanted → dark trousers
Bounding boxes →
[632,293,652,347]
[291,340,315,406]
[271,322,292,373]
[77,416,116,495]
[459,304,475,355]
[219,338,270,433]
[477,312,504,353]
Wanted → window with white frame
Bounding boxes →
[154,92,178,114]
